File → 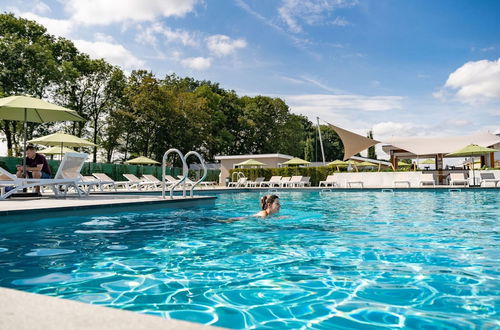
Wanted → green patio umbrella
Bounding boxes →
[0,95,85,176]
[234,159,266,167]
[282,157,311,166]
[420,159,435,165]
[125,156,160,165]
[446,144,499,186]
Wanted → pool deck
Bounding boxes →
[0,194,216,220]
[0,287,222,330]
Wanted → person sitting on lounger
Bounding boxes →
[255,194,281,218]
[16,145,51,179]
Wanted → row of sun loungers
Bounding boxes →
[0,152,218,200]
[230,176,312,188]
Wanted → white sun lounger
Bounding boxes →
[419,173,435,187]
[479,172,500,187]
[123,174,156,190]
[246,177,265,187]
[0,152,88,200]
[319,175,339,187]
[228,177,247,187]
[261,176,282,187]
[286,176,303,187]
[142,174,166,188]
[347,173,364,188]
[449,173,468,186]
[393,172,411,188]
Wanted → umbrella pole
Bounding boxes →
[23,108,28,178]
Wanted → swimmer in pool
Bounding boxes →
[254,194,280,218]
[219,194,281,222]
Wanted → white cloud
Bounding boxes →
[278,0,356,33]
[73,39,145,69]
[18,12,73,38]
[32,1,51,15]
[438,58,500,104]
[136,22,198,47]
[206,35,247,57]
[65,0,199,25]
[283,94,404,116]
[372,121,427,139]
[181,57,212,70]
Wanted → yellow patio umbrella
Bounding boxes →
[282,157,310,167]
[29,131,95,158]
[0,95,85,176]
[398,161,411,167]
[39,146,76,155]
[446,144,499,186]
[420,159,435,165]
[125,156,160,165]
[328,159,347,171]
[234,159,266,168]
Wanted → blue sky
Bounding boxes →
[2,0,500,158]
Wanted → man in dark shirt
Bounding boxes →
[16,145,52,180]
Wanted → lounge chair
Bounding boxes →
[92,173,131,190]
[142,174,166,188]
[393,172,411,188]
[286,176,303,187]
[319,175,339,187]
[178,176,217,188]
[300,176,311,187]
[449,173,468,186]
[122,174,156,190]
[164,175,188,186]
[228,177,247,187]
[347,173,364,188]
[479,172,500,187]
[79,176,104,192]
[279,177,291,187]
[246,177,265,187]
[260,176,282,187]
[419,173,435,187]
[1,152,88,200]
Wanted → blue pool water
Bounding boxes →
[0,191,499,329]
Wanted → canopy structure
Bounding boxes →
[234,159,266,167]
[282,157,310,166]
[125,156,160,165]
[328,123,379,161]
[383,132,500,157]
[39,146,76,155]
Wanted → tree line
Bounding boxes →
[0,13,346,163]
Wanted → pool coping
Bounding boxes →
[0,287,223,330]
[0,195,216,220]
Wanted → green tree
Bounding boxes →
[367,130,377,159]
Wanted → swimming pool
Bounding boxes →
[0,190,498,329]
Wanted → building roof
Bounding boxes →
[214,153,293,160]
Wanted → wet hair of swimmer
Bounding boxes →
[260,194,280,210]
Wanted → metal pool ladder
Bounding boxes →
[162,148,207,199]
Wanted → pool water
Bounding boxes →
[0,191,499,329]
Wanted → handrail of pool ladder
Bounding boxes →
[162,148,188,199]
[231,171,245,182]
[184,151,207,198]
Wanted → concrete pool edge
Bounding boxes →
[0,287,223,330]
[0,195,216,221]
